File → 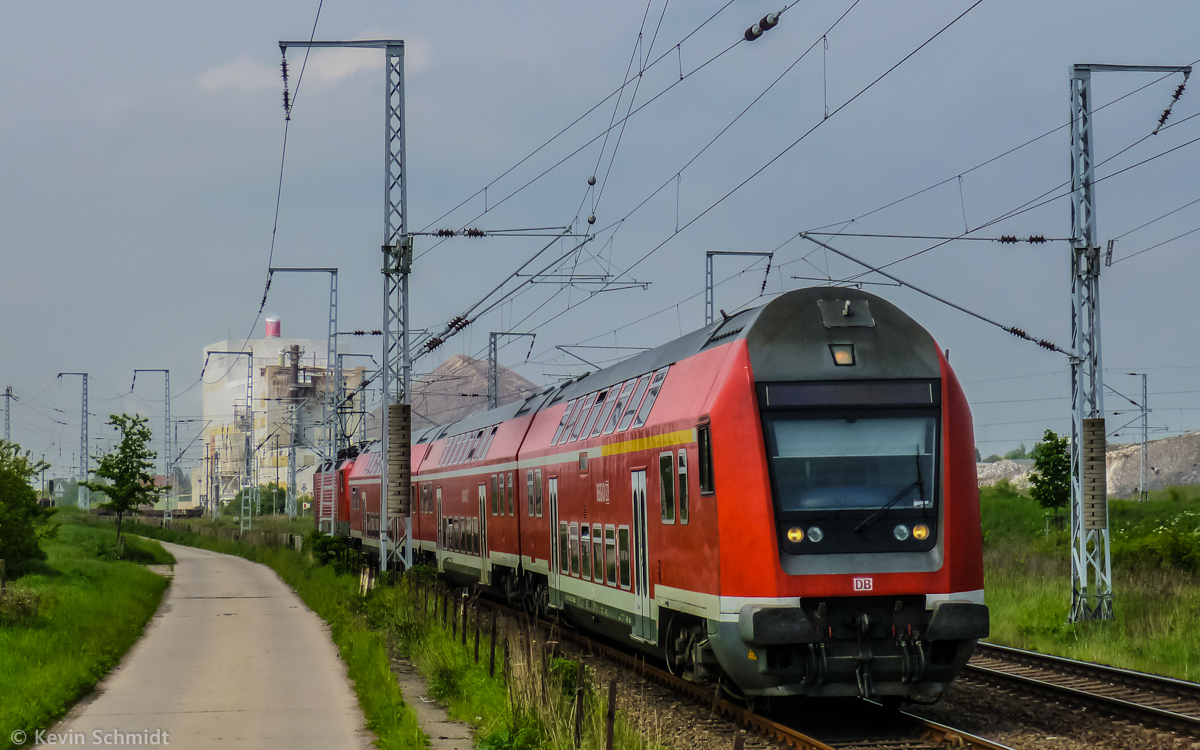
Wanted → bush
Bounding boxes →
[306,531,363,575]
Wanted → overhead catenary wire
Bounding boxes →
[415,0,742,259]
[799,233,1071,355]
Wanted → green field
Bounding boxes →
[980,483,1200,681]
[0,515,173,749]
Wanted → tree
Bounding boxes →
[1029,429,1070,512]
[82,414,169,551]
[0,440,59,569]
[1003,442,1029,461]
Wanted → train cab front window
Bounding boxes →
[766,415,936,512]
[759,379,941,555]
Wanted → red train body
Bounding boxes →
[315,287,988,701]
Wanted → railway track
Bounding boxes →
[967,642,1200,737]
[518,605,1012,750]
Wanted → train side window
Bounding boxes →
[590,388,620,438]
[678,450,689,524]
[507,472,514,516]
[465,431,483,462]
[659,452,676,524]
[552,399,578,445]
[581,389,611,439]
[479,425,498,461]
[618,526,631,589]
[698,423,714,494]
[580,525,591,579]
[527,471,534,516]
[601,379,637,435]
[605,525,617,585]
[472,517,480,555]
[632,367,669,429]
[569,523,580,576]
[617,375,651,432]
[592,524,603,581]
[535,469,544,517]
[559,522,570,574]
[568,393,598,442]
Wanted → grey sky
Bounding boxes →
[3,1,1199,478]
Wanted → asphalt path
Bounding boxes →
[35,541,372,749]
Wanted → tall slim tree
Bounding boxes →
[82,414,169,551]
[1029,429,1071,512]
[0,439,58,568]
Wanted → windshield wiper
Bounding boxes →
[853,452,924,534]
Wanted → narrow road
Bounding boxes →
[36,542,372,749]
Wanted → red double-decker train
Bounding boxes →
[315,286,988,702]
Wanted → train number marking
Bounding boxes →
[853,577,874,591]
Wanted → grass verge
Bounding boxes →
[980,485,1200,681]
[0,521,172,748]
[370,578,665,750]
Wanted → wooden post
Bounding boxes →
[452,593,459,640]
[473,604,481,663]
[443,589,449,628]
[574,656,585,748]
[605,679,617,750]
[503,638,511,682]
[732,735,744,750]
[0,559,6,593]
[460,594,468,646]
[488,610,498,677]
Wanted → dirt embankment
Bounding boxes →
[977,431,1200,498]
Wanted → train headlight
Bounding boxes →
[807,526,824,543]
[893,524,910,541]
[787,526,804,543]
[912,524,930,540]
[829,344,855,366]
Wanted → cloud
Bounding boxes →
[197,57,280,92]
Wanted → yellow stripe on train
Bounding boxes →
[599,428,695,457]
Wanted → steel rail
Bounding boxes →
[968,642,1200,736]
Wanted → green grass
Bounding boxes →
[370,578,666,750]
[979,485,1200,681]
[0,521,172,748]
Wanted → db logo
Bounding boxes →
[853,577,874,591]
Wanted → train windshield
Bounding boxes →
[765,413,937,512]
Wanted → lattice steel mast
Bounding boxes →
[278,40,411,572]
[1068,63,1190,622]
[58,373,89,509]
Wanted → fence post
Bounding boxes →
[732,735,744,750]
[460,593,468,646]
[605,679,617,750]
[0,559,5,593]
[451,592,458,640]
[489,610,498,677]
[574,656,584,748]
[442,589,449,627]
[473,604,481,663]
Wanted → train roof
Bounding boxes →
[416,286,938,440]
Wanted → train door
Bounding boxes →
[631,469,655,643]
[548,476,562,609]
[478,483,490,585]
[435,487,444,570]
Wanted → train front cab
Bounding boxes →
[705,289,988,701]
